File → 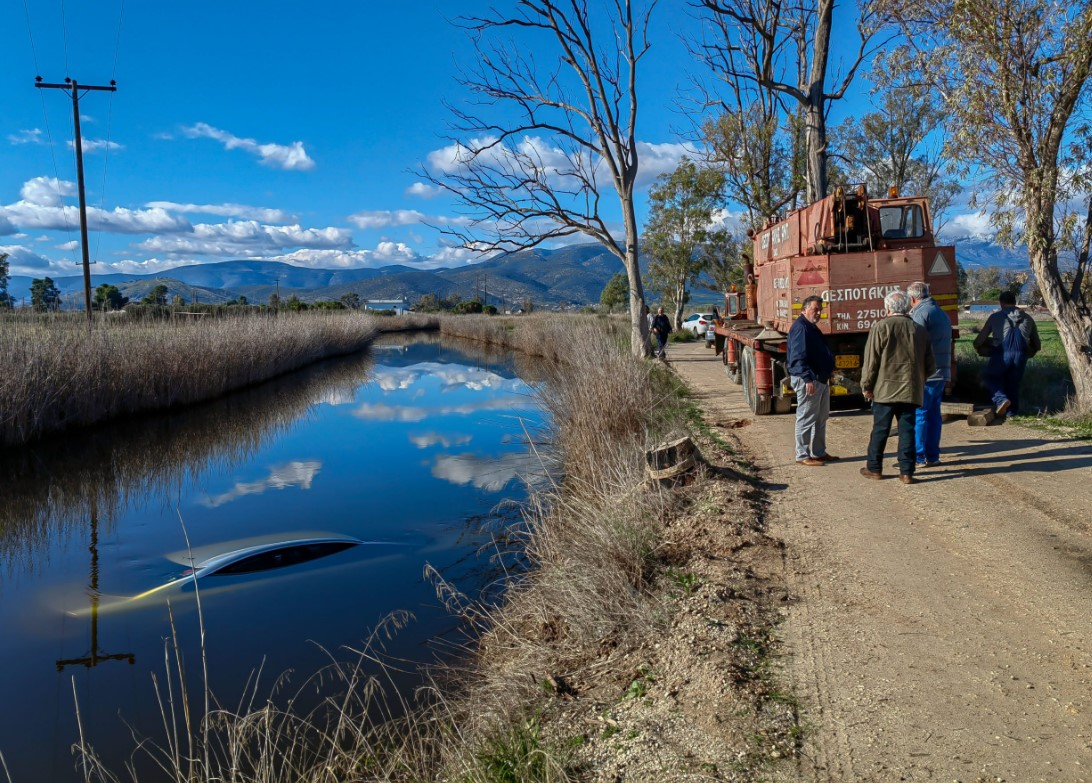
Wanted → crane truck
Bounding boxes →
[713,185,958,414]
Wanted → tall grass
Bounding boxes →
[0,311,381,448]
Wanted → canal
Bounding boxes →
[0,332,548,782]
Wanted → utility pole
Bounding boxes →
[35,76,117,332]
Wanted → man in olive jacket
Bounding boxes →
[860,290,936,484]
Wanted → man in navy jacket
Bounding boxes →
[787,295,837,466]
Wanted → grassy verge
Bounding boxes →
[0,310,404,448]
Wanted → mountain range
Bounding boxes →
[7,237,1031,309]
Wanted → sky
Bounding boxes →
[0,1,991,282]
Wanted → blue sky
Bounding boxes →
[1,2,987,281]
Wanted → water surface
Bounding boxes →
[0,333,546,782]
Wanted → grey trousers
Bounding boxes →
[791,376,830,460]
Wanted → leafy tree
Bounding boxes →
[454,300,483,315]
[286,294,306,311]
[600,272,630,313]
[483,304,498,315]
[268,293,281,309]
[30,277,61,312]
[93,283,128,311]
[142,284,168,306]
[171,294,185,307]
[414,293,441,312]
[831,50,960,232]
[0,253,11,308]
[423,2,657,357]
[238,294,248,306]
[340,292,361,310]
[696,0,880,202]
[698,228,744,296]
[887,0,1092,407]
[314,300,346,310]
[643,158,726,328]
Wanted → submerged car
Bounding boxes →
[67,534,397,615]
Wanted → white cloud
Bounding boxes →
[0,214,14,236]
[56,240,79,251]
[425,136,699,191]
[182,122,316,171]
[146,201,297,224]
[409,432,473,449]
[943,211,994,241]
[21,177,73,207]
[197,460,322,508]
[348,209,472,230]
[8,129,44,145]
[406,181,443,198]
[3,177,192,235]
[0,244,66,275]
[350,209,427,229]
[135,221,353,256]
[67,138,124,153]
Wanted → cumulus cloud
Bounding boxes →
[2,178,192,235]
[147,201,298,224]
[406,181,443,198]
[182,122,316,171]
[0,244,64,275]
[425,136,698,192]
[56,240,79,251]
[265,240,423,269]
[8,129,44,145]
[197,460,322,508]
[943,211,994,241]
[135,221,353,256]
[348,209,472,230]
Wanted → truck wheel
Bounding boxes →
[741,346,773,415]
[725,362,742,384]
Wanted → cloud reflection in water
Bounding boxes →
[198,460,322,508]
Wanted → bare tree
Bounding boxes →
[424,0,657,357]
[695,0,881,202]
[888,0,1092,408]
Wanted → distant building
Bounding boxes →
[363,297,409,315]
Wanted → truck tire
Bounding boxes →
[723,340,742,384]
[741,346,773,415]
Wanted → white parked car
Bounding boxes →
[680,312,715,335]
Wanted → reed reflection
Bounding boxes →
[0,351,375,574]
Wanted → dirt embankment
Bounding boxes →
[668,339,1092,783]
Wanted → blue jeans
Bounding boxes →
[983,351,1027,414]
[791,376,830,460]
[915,379,945,464]
[867,401,918,476]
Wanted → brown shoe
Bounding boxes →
[900,474,915,485]
[816,454,839,462]
[796,458,825,466]
[859,467,883,479]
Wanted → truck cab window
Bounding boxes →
[879,205,925,239]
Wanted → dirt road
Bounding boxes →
[668,339,1092,783]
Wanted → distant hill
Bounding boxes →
[5,236,1030,309]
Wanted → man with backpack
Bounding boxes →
[973,291,1041,416]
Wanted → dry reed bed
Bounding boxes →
[0,312,380,449]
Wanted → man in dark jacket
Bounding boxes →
[860,290,936,484]
[973,291,1041,416]
[651,306,672,360]
[909,281,952,466]
[787,295,837,466]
